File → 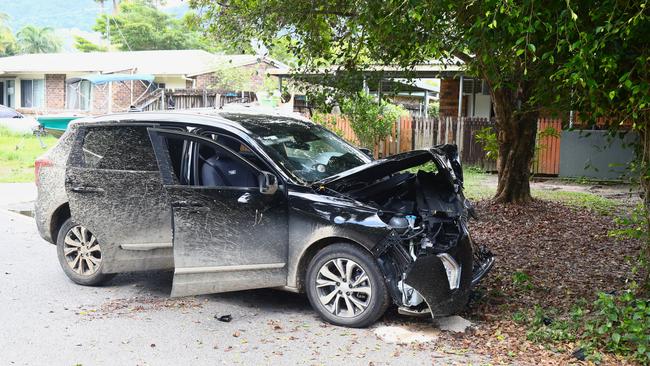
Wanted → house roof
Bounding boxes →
[0,50,287,76]
[268,58,465,79]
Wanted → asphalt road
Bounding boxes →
[0,184,486,366]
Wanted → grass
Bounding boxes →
[463,168,496,200]
[462,166,620,214]
[0,127,58,183]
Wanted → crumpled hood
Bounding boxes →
[317,144,463,192]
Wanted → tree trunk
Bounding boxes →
[491,87,538,203]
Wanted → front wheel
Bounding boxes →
[56,218,115,286]
[306,243,390,328]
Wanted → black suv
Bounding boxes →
[35,109,493,328]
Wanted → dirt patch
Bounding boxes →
[443,199,642,365]
[75,296,204,319]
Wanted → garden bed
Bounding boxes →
[446,199,644,365]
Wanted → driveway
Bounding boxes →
[0,183,487,366]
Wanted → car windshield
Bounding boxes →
[223,114,370,182]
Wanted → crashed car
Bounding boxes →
[35,109,494,328]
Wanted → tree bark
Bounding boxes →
[491,87,539,203]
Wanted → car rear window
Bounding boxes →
[79,126,158,171]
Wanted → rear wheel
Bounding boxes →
[306,243,390,328]
[56,218,115,286]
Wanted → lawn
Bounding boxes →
[0,127,58,183]
[463,167,619,214]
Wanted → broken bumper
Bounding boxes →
[404,236,474,317]
[376,231,494,317]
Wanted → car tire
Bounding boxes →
[56,218,115,286]
[306,243,390,328]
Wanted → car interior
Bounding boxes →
[162,132,264,189]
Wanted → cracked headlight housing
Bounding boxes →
[437,253,461,290]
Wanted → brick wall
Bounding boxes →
[192,62,273,92]
[45,74,66,110]
[91,84,109,114]
[193,72,219,90]
[111,80,148,112]
[439,78,459,117]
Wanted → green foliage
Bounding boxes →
[16,25,61,54]
[209,67,278,94]
[94,0,227,52]
[517,295,650,364]
[552,1,649,128]
[0,13,17,56]
[610,204,650,292]
[427,101,440,118]
[583,291,650,364]
[262,36,298,66]
[210,68,255,92]
[475,127,499,161]
[73,36,107,52]
[525,305,582,345]
[550,1,650,289]
[512,271,534,291]
[340,93,406,148]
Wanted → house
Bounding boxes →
[269,61,492,118]
[0,50,286,115]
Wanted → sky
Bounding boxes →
[0,0,188,32]
[0,0,189,51]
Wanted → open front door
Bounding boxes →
[148,128,289,297]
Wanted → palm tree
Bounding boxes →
[0,13,16,56]
[16,25,62,54]
[95,0,106,13]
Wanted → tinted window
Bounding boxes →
[163,135,259,188]
[81,126,158,171]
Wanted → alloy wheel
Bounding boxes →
[63,225,102,276]
[315,258,372,318]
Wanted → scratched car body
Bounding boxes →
[35,108,494,328]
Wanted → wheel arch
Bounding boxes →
[50,202,71,244]
[295,236,373,293]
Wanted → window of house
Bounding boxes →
[20,79,45,108]
[66,80,92,110]
[80,126,158,171]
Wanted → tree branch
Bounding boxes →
[453,51,473,64]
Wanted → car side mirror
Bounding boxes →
[259,171,279,195]
[359,148,373,159]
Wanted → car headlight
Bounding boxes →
[437,253,461,290]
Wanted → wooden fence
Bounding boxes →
[133,90,563,175]
[136,89,258,111]
[323,114,563,175]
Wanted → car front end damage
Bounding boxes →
[318,145,494,317]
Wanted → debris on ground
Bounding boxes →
[373,325,438,344]
[434,315,473,333]
[215,314,232,322]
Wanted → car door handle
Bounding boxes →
[237,193,252,204]
[71,186,104,194]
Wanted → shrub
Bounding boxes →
[583,290,650,364]
[340,92,407,148]
[474,126,498,161]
